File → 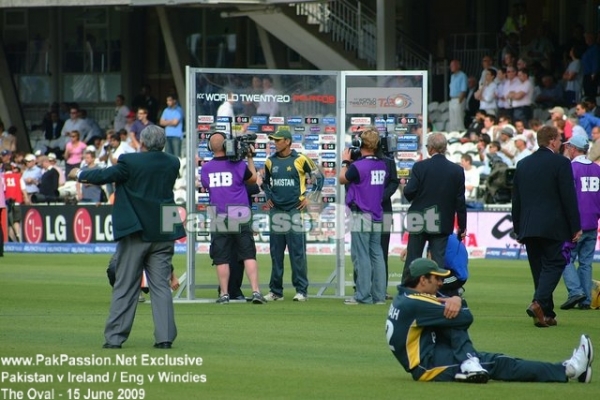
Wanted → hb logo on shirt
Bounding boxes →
[208,172,233,187]
[371,170,386,185]
[580,176,600,192]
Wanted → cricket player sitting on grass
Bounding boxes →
[386,258,594,384]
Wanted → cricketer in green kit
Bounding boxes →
[386,258,593,384]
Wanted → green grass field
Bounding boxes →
[0,253,599,400]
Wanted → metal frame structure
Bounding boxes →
[177,67,427,302]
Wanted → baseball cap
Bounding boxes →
[268,129,292,140]
[0,149,11,157]
[47,152,57,160]
[408,258,451,279]
[126,111,135,118]
[565,135,590,151]
[34,150,43,156]
[500,126,515,137]
[24,154,36,162]
[549,106,565,117]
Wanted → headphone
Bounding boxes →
[207,131,227,152]
[351,129,380,149]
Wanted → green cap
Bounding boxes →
[408,258,451,279]
[268,129,292,140]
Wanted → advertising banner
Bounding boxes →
[21,205,113,244]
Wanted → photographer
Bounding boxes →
[340,128,388,305]
[200,132,267,304]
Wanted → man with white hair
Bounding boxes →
[47,153,66,186]
[513,135,532,165]
[560,135,600,311]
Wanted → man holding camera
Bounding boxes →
[340,128,388,304]
[200,132,267,304]
[263,129,323,302]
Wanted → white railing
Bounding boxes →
[295,1,432,69]
[294,0,433,96]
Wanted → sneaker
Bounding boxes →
[565,334,593,383]
[216,294,230,304]
[455,354,489,383]
[293,293,308,302]
[251,291,267,304]
[264,292,284,301]
[344,298,359,305]
[138,293,146,303]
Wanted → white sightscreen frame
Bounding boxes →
[180,67,428,301]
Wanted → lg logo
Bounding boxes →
[24,209,43,244]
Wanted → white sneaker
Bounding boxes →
[293,293,307,302]
[565,334,593,383]
[455,354,489,383]
[264,292,284,301]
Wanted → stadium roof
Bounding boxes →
[0,0,315,7]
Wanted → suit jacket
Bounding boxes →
[382,156,400,212]
[39,168,59,197]
[511,147,580,241]
[403,153,466,235]
[79,151,186,242]
[43,119,65,141]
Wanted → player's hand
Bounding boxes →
[297,198,309,210]
[265,199,274,209]
[342,148,352,161]
[170,275,180,291]
[439,296,462,319]
[573,230,583,243]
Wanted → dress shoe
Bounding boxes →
[544,317,557,326]
[102,343,122,349]
[153,342,172,349]
[526,301,549,327]
[560,294,587,310]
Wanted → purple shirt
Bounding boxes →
[345,156,388,221]
[571,155,600,230]
[200,157,252,219]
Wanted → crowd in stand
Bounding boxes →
[0,85,185,242]
[445,25,600,204]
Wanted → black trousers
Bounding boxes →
[402,233,449,283]
[523,237,566,318]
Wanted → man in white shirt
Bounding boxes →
[460,154,480,200]
[507,69,533,126]
[60,106,90,151]
[256,76,279,116]
[113,95,130,132]
[513,135,532,165]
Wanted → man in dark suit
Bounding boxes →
[512,125,582,327]
[33,156,59,203]
[402,132,467,295]
[464,76,481,128]
[73,125,185,348]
